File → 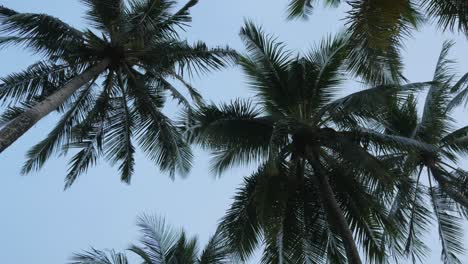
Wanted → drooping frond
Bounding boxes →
[447,72,468,110]
[126,69,192,178]
[429,182,465,264]
[21,80,97,174]
[421,0,468,34]
[0,6,84,57]
[190,100,274,175]
[345,0,422,84]
[286,0,341,19]
[103,74,136,183]
[220,169,263,261]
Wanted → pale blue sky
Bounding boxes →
[0,1,467,263]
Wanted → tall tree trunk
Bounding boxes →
[0,59,110,153]
[306,149,362,264]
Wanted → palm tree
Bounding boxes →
[382,41,468,264]
[0,0,236,187]
[287,0,467,84]
[70,213,233,264]
[188,22,434,264]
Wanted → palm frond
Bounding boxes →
[429,182,465,264]
[21,80,97,174]
[70,248,128,264]
[239,21,294,113]
[198,230,233,264]
[134,213,180,263]
[80,0,124,31]
[126,69,192,178]
[421,0,468,34]
[190,100,274,175]
[447,72,468,110]
[103,75,136,183]
[0,62,78,105]
[0,5,84,57]
[220,169,263,261]
[416,41,456,143]
[286,0,341,19]
[345,0,422,84]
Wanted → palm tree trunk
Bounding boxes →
[0,59,111,153]
[306,149,362,264]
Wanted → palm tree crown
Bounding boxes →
[70,213,233,264]
[382,41,468,264]
[0,0,237,188]
[287,0,467,84]
[189,22,437,264]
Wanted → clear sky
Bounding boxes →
[0,1,467,263]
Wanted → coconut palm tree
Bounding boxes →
[287,0,467,84]
[0,0,236,187]
[381,41,468,264]
[188,22,435,264]
[70,213,233,264]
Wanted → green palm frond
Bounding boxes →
[429,183,465,264]
[0,101,36,125]
[198,230,233,264]
[447,72,468,110]
[190,100,274,174]
[126,0,198,38]
[286,0,341,19]
[80,0,124,31]
[166,231,199,263]
[0,62,78,105]
[134,213,180,263]
[345,0,422,84]
[70,248,128,264]
[421,0,468,34]
[21,80,97,174]
[304,32,348,109]
[0,5,84,56]
[62,82,113,188]
[64,123,104,189]
[441,125,468,155]
[416,41,456,143]
[103,76,136,183]
[319,82,430,124]
[220,169,263,261]
[143,40,237,78]
[239,21,294,113]
[402,184,432,263]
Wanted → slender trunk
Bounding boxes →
[306,149,362,264]
[0,59,110,153]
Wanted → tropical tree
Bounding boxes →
[287,0,467,84]
[188,22,435,264]
[70,213,233,264]
[0,0,236,187]
[381,41,468,264]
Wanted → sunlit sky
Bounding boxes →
[0,1,467,263]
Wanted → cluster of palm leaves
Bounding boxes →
[71,213,233,264]
[1,0,468,264]
[0,0,236,187]
[287,0,468,84]
[184,21,468,263]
